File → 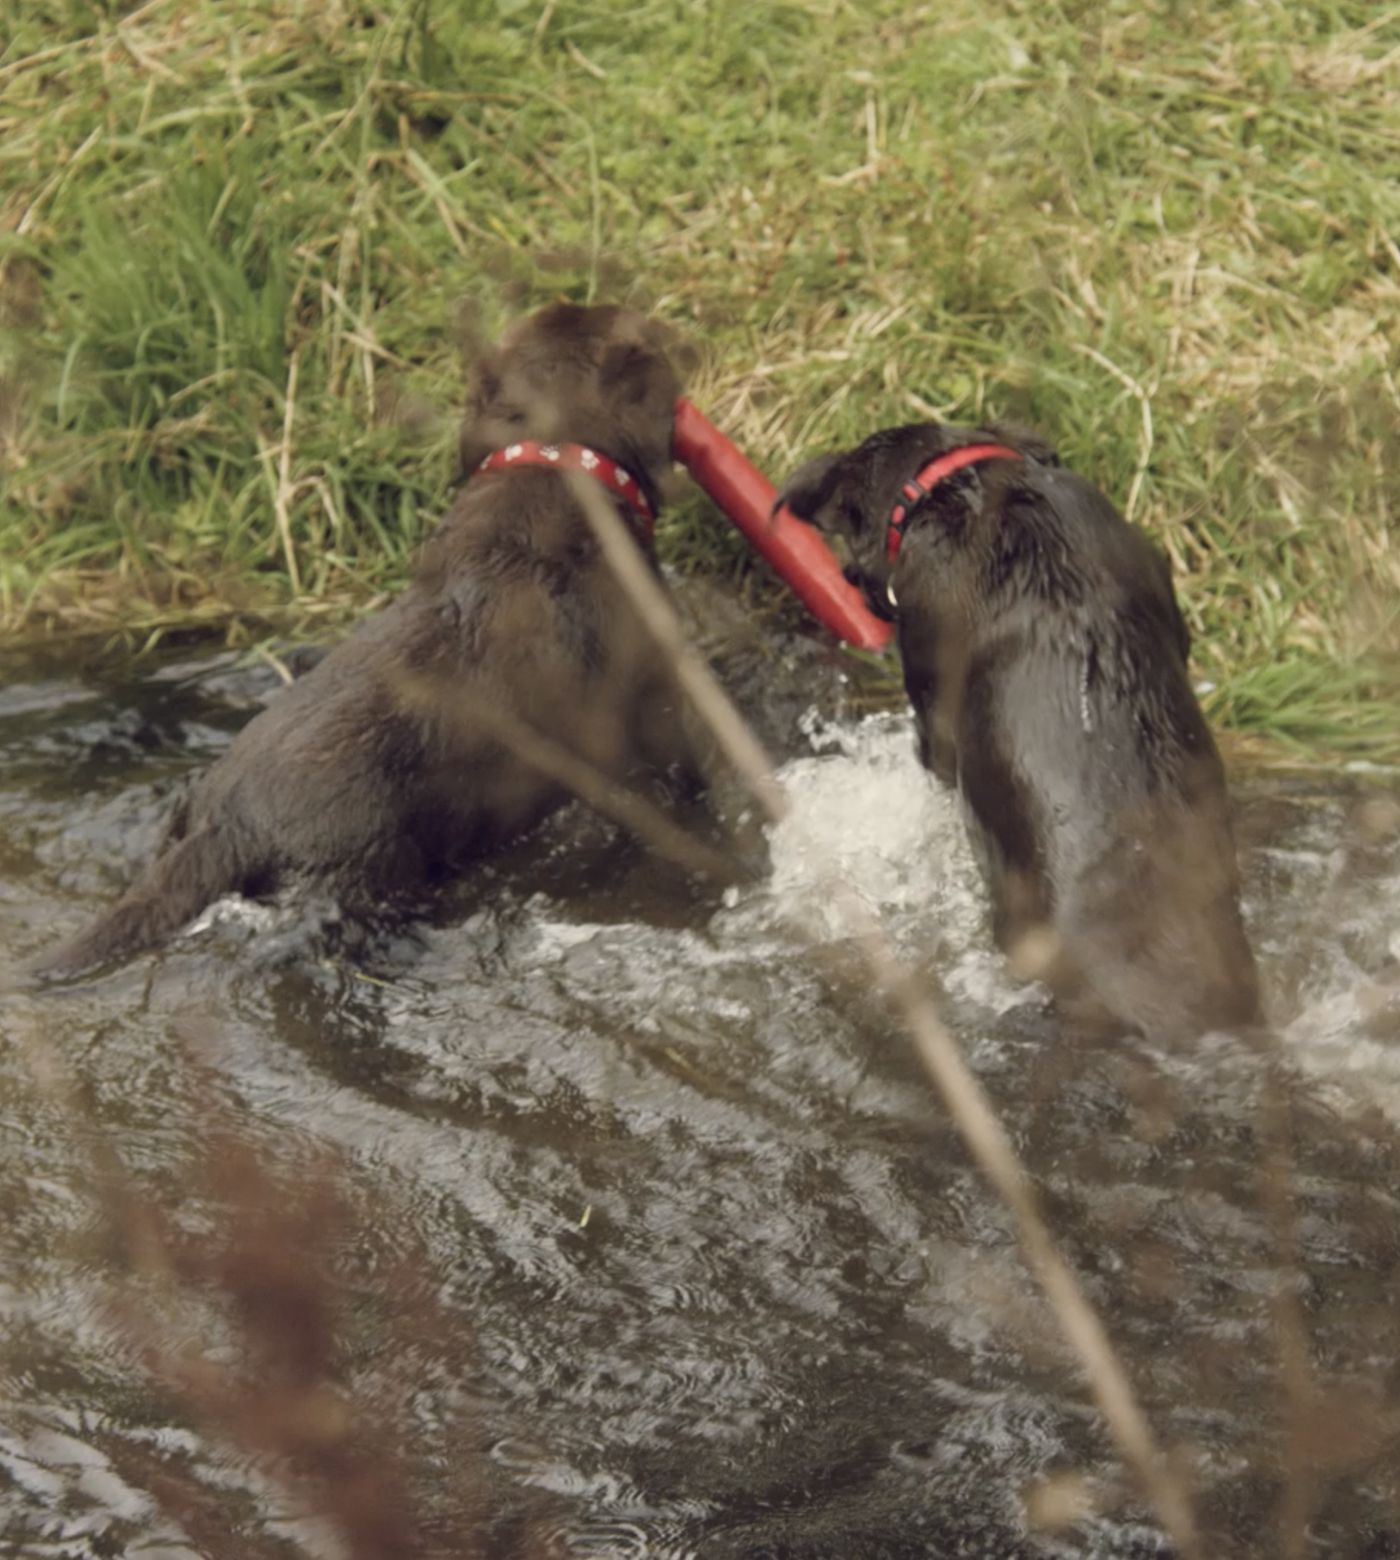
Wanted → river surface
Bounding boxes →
[1,626,1398,1559]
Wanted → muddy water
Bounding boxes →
[1,634,1399,1558]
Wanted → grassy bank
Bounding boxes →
[2,0,1397,757]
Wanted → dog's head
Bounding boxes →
[775,421,1058,617]
[456,304,683,502]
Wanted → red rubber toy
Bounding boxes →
[671,399,894,652]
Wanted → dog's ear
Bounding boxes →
[600,336,675,407]
[773,451,845,528]
[1151,543,1192,660]
[450,361,501,483]
[454,295,492,370]
[663,333,702,383]
[983,421,1060,466]
[471,362,502,412]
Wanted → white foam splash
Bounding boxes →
[1281,952,1400,1125]
[1263,813,1400,1123]
[722,712,1030,1014]
[767,713,967,927]
[1283,988,1400,1119]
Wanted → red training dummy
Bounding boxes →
[672,399,893,651]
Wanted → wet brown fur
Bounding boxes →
[36,305,706,979]
[777,420,1261,1042]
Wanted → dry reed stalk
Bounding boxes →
[566,471,1202,1558]
[1257,1058,1318,1560]
[269,349,302,595]
[6,1009,512,1559]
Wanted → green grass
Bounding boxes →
[2,0,1397,756]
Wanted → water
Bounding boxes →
[1,636,1398,1558]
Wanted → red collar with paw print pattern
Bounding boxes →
[472,442,655,539]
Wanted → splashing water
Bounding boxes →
[2,648,1399,1557]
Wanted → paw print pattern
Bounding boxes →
[471,441,655,534]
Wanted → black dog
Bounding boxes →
[777,421,1260,1041]
[36,304,711,979]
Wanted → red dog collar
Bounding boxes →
[473,441,655,538]
[886,444,1021,559]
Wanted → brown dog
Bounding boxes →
[36,304,710,979]
[777,421,1260,1042]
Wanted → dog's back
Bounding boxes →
[776,427,1260,1042]
[950,464,1260,1039]
[33,304,697,980]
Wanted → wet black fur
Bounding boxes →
[36,305,707,980]
[777,421,1260,1041]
